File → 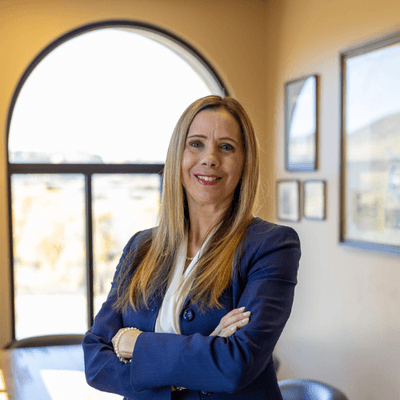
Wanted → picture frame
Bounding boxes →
[303,180,326,221]
[285,75,318,171]
[340,32,400,254]
[276,180,300,222]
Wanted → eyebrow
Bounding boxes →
[186,134,240,145]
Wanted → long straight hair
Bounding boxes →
[114,96,259,312]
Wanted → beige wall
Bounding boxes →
[267,1,400,399]
[0,0,399,399]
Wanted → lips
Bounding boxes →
[195,175,221,185]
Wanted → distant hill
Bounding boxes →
[10,151,104,163]
[347,112,400,162]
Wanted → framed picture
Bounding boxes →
[340,32,400,254]
[303,180,326,220]
[285,75,318,171]
[276,180,300,222]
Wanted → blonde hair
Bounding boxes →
[115,95,259,312]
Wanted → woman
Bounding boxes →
[83,95,301,400]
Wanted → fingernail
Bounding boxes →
[243,311,251,317]
[238,306,245,311]
[242,318,249,324]
[230,326,237,332]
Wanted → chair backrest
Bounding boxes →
[279,379,349,400]
[4,334,85,349]
[273,353,280,373]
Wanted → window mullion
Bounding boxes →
[85,174,94,329]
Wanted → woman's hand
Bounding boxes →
[111,328,142,360]
[209,307,251,337]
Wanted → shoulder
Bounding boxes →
[243,217,300,248]
[125,227,154,250]
[111,227,155,287]
[237,217,301,278]
[119,227,155,266]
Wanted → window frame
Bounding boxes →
[339,31,400,254]
[6,20,228,340]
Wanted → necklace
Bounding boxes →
[186,256,194,261]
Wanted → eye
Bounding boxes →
[189,140,203,148]
[220,143,234,151]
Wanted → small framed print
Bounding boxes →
[285,75,318,171]
[303,180,326,220]
[276,180,300,222]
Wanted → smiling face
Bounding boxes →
[181,108,245,214]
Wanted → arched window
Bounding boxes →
[8,22,226,340]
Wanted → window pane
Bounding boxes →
[9,28,217,164]
[12,174,86,338]
[92,174,160,314]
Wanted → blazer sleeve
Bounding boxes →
[83,231,150,398]
[129,224,300,394]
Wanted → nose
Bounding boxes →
[201,147,220,167]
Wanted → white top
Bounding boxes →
[155,234,212,334]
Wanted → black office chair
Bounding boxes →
[4,334,85,349]
[279,379,349,400]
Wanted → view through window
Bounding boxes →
[8,26,224,339]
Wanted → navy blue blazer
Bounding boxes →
[83,217,300,400]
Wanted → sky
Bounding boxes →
[346,43,400,134]
[9,28,217,163]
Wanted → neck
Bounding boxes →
[186,204,226,258]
